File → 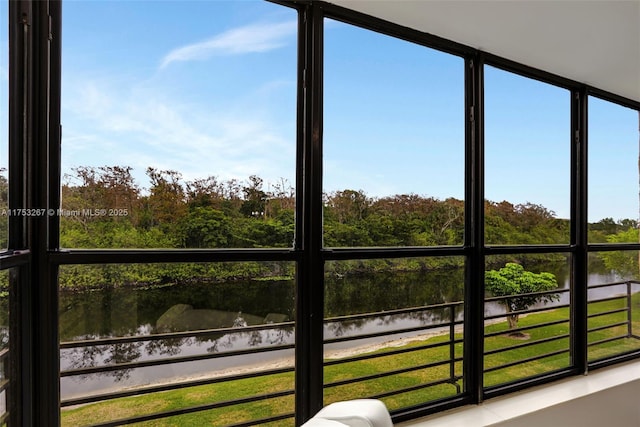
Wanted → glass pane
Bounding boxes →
[323,20,465,247]
[0,269,9,425]
[59,261,295,426]
[587,251,640,361]
[323,257,465,408]
[485,67,570,245]
[0,0,7,250]
[61,1,297,249]
[588,97,639,243]
[484,254,570,388]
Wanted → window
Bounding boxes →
[0,0,7,250]
[586,251,640,361]
[485,66,570,245]
[320,17,467,412]
[61,0,297,249]
[0,269,9,423]
[59,261,296,425]
[587,96,640,362]
[588,97,639,243]
[324,257,465,408]
[5,1,640,426]
[57,2,299,425]
[484,254,571,388]
[323,19,464,248]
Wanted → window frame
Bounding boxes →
[5,0,640,426]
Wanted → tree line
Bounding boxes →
[60,166,575,250]
[0,166,638,289]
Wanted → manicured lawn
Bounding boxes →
[61,293,640,426]
[62,374,296,427]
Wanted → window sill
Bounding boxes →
[397,360,640,427]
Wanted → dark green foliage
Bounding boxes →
[589,217,638,243]
[179,207,232,248]
[597,227,639,278]
[485,201,570,245]
[485,263,560,329]
[55,165,635,289]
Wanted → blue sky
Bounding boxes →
[58,0,298,193]
[0,0,638,222]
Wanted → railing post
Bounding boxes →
[449,305,455,383]
[627,281,633,338]
[449,304,462,393]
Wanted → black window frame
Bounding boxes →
[585,91,640,369]
[5,0,640,426]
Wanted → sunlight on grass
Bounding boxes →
[61,294,640,426]
[587,292,640,361]
[61,374,294,427]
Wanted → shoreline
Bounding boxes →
[63,312,541,409]
[62,324,467,409]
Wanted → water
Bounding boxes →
[58,261,638,399]
[60,279,297,398]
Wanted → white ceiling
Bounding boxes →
[329,0,640,104]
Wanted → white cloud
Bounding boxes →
[61,79,296,190]
[160,20,297,69]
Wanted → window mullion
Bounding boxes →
[571,88,588,374]
[464,53,485,404]
[296,3,325,425]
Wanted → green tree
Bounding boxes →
[240,175,268,218]
[325,189,370,224]
[598,227,639,278]
[589,217,637,243]
[185,176,223,209]
[179,207,232,248]
[143,168,186,230]
[61,166,142,248]
[485,263,559,331]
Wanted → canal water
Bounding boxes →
[58,261,637,399]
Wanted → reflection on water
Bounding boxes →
[60,279,296,398]
[58,262,637,399]
[62,324,296,387]
[60,307,460,399]
[59,269,467,398]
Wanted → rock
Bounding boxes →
[155,304,265,333]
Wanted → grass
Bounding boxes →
[484,307,572,387]
[62,374,296,427]
[61,293,640,427]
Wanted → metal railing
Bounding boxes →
[484,280,640,381]
[60,320,297,426]
[323,301,464,400]
[483,287,572,376]
[587,281,640,347]
[58,281,640,426]
[60,302,465,426]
